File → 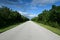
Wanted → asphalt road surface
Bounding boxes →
[0,21,60,40]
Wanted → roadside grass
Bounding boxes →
[0,23,22,33]
[35,22,60,35]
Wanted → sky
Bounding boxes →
[0,0,60,19]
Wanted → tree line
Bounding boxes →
[0,6,29,29]
[32,5,60,29]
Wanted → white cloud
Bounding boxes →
[0,6,2,8]
[28,14,38,19]
[18,11,27,15]
[29,14,37,17]
[18,11,38,19]
[31,0,60,6]
[29,6,38,10]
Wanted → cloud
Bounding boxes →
[18,11,38,19]
[28,14,37,18]
[31,0,60,6]
[0,0,31,7]
[0,5,2,8]
[0,0,59,19]
[8,0,19,2]
[0,0,20,5]
[0,0,60,6]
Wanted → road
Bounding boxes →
[0,21,60,40]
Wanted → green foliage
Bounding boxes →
[32,5,60,29]
[31,17,38,22]
[0,6,29,29]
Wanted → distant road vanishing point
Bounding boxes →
[0,21,60,40]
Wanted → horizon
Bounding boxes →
[0,0,60,19]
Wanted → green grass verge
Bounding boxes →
[0,23,21,33]
[35,22,60,35]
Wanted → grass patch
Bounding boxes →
[35,22,60,35]
[0,23,22,33]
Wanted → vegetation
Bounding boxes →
[35,22,60,35]
[32,5,60,30]
[0,6,29,29]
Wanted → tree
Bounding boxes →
[0,6,29,29]
[32,5,60,29]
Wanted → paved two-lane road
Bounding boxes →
[0,21,60,40]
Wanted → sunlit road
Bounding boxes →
[0,21,60,40]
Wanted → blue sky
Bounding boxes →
[0,0,60,19]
